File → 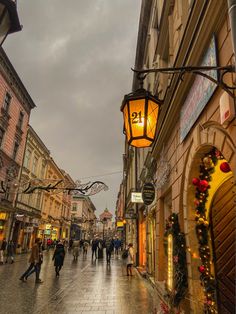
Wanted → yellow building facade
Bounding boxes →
[14,125,50,252]
[39,158,64,241]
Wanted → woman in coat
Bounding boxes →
[52,241,65,276]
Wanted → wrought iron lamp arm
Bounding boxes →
[132,65,235,98]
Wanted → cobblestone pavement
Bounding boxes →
[0,249,161,314]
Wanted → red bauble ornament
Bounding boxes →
[194,199,200,206]
[199,180,209,192]
[192,178,200,186]
[199,265,205,273]
[220,162,231,173]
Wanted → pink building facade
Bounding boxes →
[0,48,35,241]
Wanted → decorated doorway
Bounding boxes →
[191,147,235,313]
[210,177,235,313]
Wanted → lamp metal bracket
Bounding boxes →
[132,65,235,98]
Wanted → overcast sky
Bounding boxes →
[4,0,141,216]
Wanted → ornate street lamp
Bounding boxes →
[121,65,235,148]
[0,0,21,45]
[121,86,161,148]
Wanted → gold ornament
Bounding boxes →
[203,157,214,169]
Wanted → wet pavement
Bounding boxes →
[0,249,160,314]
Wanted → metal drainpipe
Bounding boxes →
[228,0,236,64]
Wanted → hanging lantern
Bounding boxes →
[121,88,161,148]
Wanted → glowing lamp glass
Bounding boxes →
[121,89,160,148]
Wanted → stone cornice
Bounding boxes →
[28,125,50,156]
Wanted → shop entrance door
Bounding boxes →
[210,177,235,313]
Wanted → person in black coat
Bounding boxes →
[52,242,65,277]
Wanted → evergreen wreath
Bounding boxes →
[164,213,188,308]
[192,147,225,314]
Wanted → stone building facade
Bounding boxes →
[122,1,236,313]
[71,195,96,240]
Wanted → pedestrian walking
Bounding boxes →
[105,237,114,264]
[72,240,80,260]
[91,238,98,260]
[79,239,84,255]
[5,240,15,263]
[126,243,135,276]
[114,237,121,256]
[0,238,7,265]
[83,241,89,257]
[97,239,104,259]
[19,238,43,283]
[68,238,73,252]
[52,241,65,277]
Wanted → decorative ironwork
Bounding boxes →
[132,64,236,98]
[0,178,108,196]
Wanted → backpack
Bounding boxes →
[122,249,129,259]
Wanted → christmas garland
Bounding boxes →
[192,148,231,314]
[164,213,188,308]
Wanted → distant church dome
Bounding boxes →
[100,208,113,220]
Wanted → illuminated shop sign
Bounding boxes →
[131,192,143,203]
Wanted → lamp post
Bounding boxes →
[0,0,21,46]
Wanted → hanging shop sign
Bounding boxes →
[117,221,124,227]
[142,183,155,205]
[131,192,143,203]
